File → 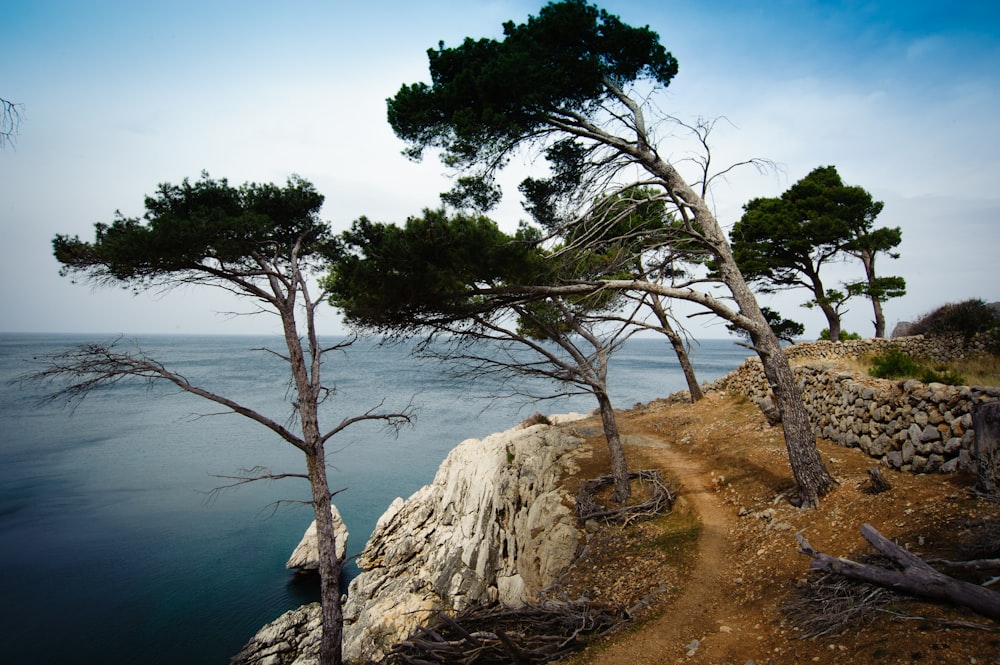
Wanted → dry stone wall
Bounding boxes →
[719,337,999,474]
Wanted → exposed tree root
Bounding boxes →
[575,469,676,524]
[383,601,625,664]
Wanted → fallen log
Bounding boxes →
[797,523,1000,622]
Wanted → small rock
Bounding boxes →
[685,639,700,656]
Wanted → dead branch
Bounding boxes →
[1,96,22,148]
[797,524,1000,622]
[384,601,625,665]
[576,469,675,523]
[783,568,900,638]
[858,466,892,495]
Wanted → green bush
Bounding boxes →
[920,366,966,386]
[870,348,923,379]
[819,329,862,341]
[869,348,965,385]
[909,299,1000,341]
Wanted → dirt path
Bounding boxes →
[581,434,763,665]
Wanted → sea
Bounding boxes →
[0,333,752,664]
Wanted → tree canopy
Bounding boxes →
[54,173,334,286]
[328,208,644,500]
[385,0,834,506]
[731,165,902,339]
[388,0,677,208]
[327,209,551,330]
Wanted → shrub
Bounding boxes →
[909,299,1000,341]
[869,348,923,379]
[869,348,966,385]
[819,329,862,341]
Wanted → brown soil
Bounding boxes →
[552,391,1000,665]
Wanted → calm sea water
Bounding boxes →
[0,333,750,664]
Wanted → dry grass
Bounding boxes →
[841,352,1000,387]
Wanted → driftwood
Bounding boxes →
[860,466,892,495]
[384,601,624,665]
[974,401,1000,496]
[797,523,1000,622]
[576,469,675,524]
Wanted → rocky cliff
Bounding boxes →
[341,413,588,663]
[233,413,589,665]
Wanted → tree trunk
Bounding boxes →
[649,294,703,402]
[595,390,631,503]
[753,323,837,507]
[668,328,704,403]
[281,304,343,665]
[652,160,835,507]
[973,401,1000,496]
[819,300,842,342]
[860,250,886,338]
[307,446,345,665]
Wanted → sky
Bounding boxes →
[2,0,998,340]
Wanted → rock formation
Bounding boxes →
[233,413,589,665]
[285,504,349,570]
[341,415,588,663]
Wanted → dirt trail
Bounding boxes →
[581,434,764,665]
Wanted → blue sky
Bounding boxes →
[2,0,998,338]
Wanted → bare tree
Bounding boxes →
[1,96,23,148]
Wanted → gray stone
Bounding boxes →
[902,440,916,464]
[285,504,349,570]
[869,434,892,457]
[945,437,963,454]
[887,450,904,469]
[341,419,587,664]
[920,425,941,442]
[940,457,960,473]
[231,603,322,665]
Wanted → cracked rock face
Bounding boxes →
[230,603,322,665]
[341,418,587,663]
[233,416,587,665]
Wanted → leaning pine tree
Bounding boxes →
[36,174,410,665]
[386,0,834,506]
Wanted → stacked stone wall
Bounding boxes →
[719,337,999,474]
[781,332,996,363]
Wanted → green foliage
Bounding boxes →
[730,166,903,339]
[868,348,966,385]
[732,166,884,294]
[52,173,331,285]
[869,348,923,378]
[325,209,551,330]
[819,329,862,341]
[387,0,678,207]
[908,299,1000,341]
[845,275,906,301]
[728,307,804,343]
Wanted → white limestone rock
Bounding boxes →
[285,504,349,570]
[341,419,586,664]
[229,602,321,665]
